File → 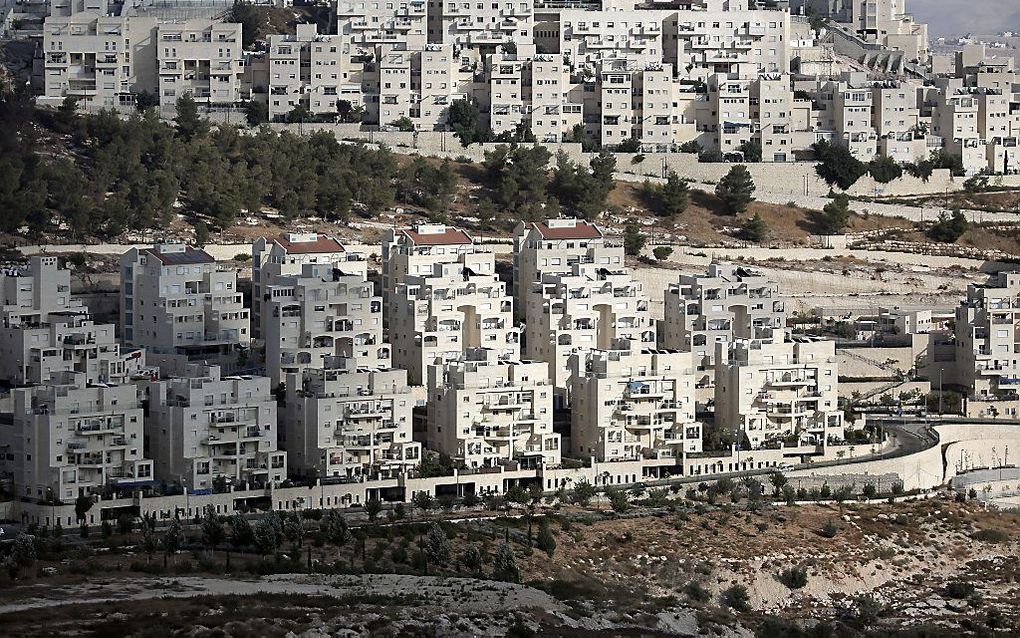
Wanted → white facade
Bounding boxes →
[570,346,701,462]
[282,363,421,479]
[143,364,286,490]
[427,347,560,469]
[954,272,1020,400]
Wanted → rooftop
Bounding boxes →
[144,246,214,266]
[273,233,346,255]
[399,226,473,246]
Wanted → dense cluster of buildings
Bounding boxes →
[32,0,1019,173]
[0,221,861,505]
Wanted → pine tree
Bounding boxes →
[493,542,520,583]
[819,194,851,234]
[715,164,756,214]
[536,522,557,558]
[422,522,452,566]
[741,212,768,242]
[657,171,690,216]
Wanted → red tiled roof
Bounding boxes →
[399,227,472,246]
[145,246,214,265]
[532,221,602,240]
[274,234,346,254]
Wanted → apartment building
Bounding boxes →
[715,331,844,449]
[120,244,250,374]
[0,257,143,386]
[11,371,152,502]
[933,88,985,174]
[569,346,701,462]
[252,232,366,339]
[661,263,786,383]
[556,6,670,68]
[524,263,654,403]
[40,13,158,111]
[281,362,420,479]
[336,0,428,50]
[528,54,582,143]
[262,263,386,386]
[426,347,560,468]
[512,218,623,322]
[143,364,286,490]
[413,43,464,130]
[431,0,534,60]
[751,72,798,161]
[156,20,244,114]
[390,252,518,385]
[953,272,1020,400]
[265,25,349,121]
[381,224,477,315]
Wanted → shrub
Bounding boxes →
[820,520,838,538]
[778,565,809,589]
[233,253,251,262]
[653,246,673,261]
[683,580,711,603]
[721,584,751,612]
[946,581,975,599]
[971,528,1009,543]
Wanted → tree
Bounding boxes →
[461,544,483,576]
[10,535,36,577]
[868,155,902,183]
[493,542,520,583]
[930,150,965,177]
[253,517,280,558]
[862,483,877,499]
[819,193,852,234]
[607,487,630,514]
[653,246,673,261]
[174,93,208,141]
[448,98,491,146]
[679,140,702,154]
[229,514,254,547]
[336,100,364,123]
[623,223,646,256]
[135,90,159,112]
[741,212,767,242]
[140,517,158,562]
[616,137,641,152]
[483,144,552,219]
[652,171,690,217]
[536,521,557,558]
[163,518,184,563]
[571,479,596,506]
[928,210,968,243]
[322,510,351,549]
[201,507,225,551]
[286,104,312,124]
[244,100,269,126]
[769,473,788,496]
[813,139,866,190]
[365,497,383,522]
[74,495,93,524]
[738,139,762,162]
[422,522,452,566]
[715,165,756,214]
[227,0,261,49]
[549,151,615,220]
[390,116,415,132]
[117,514,134,535]
[194,221,210,247]
[506,484,529,506]
[566,123,597,152]
[412,490,435,512]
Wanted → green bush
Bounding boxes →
[778,565,809,589]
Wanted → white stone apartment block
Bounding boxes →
[391,252,518,385]
[11,371,152,502]
[157,20,244,114]
[569,346,701,462]
[557,6,670,69]
[282,362,420,479]
[252,233,367,340]
[953,272,1020,400]
[751,72,797,161]
[262,263,386,386]
[933,88,985,174]
[512,218,623,323]
[381,224,477,317]
[432,0,534,60]
[0,257,138,386]
[661,262,786,383]
[414,44,464,130]
[143,364,286,490]
[524,263,654,404]
[529,54,583,143]
[337,0,428,51]
[120,244,250,374]
[265,25,350,121]
[40,13,159,111]
[426,347,560,469]
[714,331,844,450]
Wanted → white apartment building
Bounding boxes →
[143,364,286,490]
[120,244,250,374]
[426,347,560,469]
[381,224,477,315]
[512,218,622,322]
[282,362,421,479]
[40,13,159,111]
[715,331,844,450]
[524,263,654,403]
[569,346,701,462]
[933,88,985,174]
[661,262,786,383]
[337,0,428,51]
[556,6,670,68]
[262,263,386,386]
[265,25,350,121]
[953,272,1020,400]
[11,371,152,502]
[252,232,367,340]
[431,0,534,60]
[0,257,142,386]
[390,252,518,385]
[156,20,244,114]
